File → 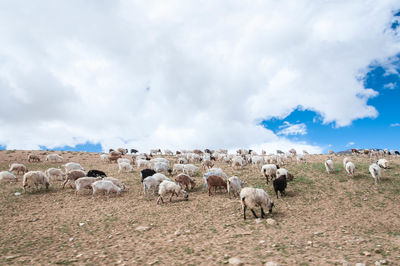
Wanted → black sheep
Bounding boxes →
[273,175,287,198]
[87,169,107,178]
[141,169,156,182]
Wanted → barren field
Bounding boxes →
[0,150,399,265]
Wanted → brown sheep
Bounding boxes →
[108,151,122,163]
[201,160,214,170]
[174,174,196,190]
[206,175,227,196]
[63,170,86,188]
[28,154,41,162]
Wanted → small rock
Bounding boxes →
[341,261,350,266]
[363,251,371,256]
[14,192,21,196]
[228,257,243,265]
[271,244,277,247]
[69,237,74,242]
[313,231,323,236]
[185,230,191,234]
[379,259,388,265]
[265,261,280,266]
[307,241,313,246]
[6,256,16,260]
[174,230,181,236]
[355,263,366,266]
[255,219,263,224]
[79,223,85,227]
[259,240,265,244]
[167,239,174,242]
[108,235,113,239]
[224,254,229,259]
[266,218,277,226]
[135,226,150,232]
[76,254,83,258]
[148,260,159,265]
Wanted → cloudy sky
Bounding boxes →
[0,1,399,154]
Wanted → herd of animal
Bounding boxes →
[0,148,396,220]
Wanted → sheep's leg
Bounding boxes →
[208,186,211,196]
[275,189,279,199]
[62,179,68,189]
[169,193,173,202]
[250,209,258,218]
[266,176,269,184]
[261,208,266,218]
[243,206,247,220]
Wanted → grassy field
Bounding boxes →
[0,150,399,265]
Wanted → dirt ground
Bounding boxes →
[0,150,399,265]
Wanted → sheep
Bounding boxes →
[325,159,334,174]
[201,160,214,170]
[28,154,40,162]
[377,158,389,169]
[108,151,122,163]
[117,158,132,164]
[202,168,228,191]
[100,154,109,162]
[45,168,65,181]
[172,164,185,174]
[64,162,84,173]
[23,171,50,192]
[9,163,28,175]
[87,169,107,178]
[207,175,227,196]
[0,171,17,183]
[177,157,188,164]
[157,180,189,204]
[150,158,170,166]
[273,175,287,198]
[164,149,174,155]
[136,159,151,169]
[261,164,279,184]
[117,148,128,155]
[227,176,245,198]
[369,163,382,185]
[174,174,196,190]
[118,162,133,173]
[153,162,170,173]
[46,154,63,163]
[75,177,101,195]
[142,174,170,196]
[296,154,306,163]
[130,149,139,154]
[150,149,161,156]
[183,164,199,176]
[343,157,351,169]
[141,168,156,182]
[231,156,245,169]
[240,187,274,220]
[103,177,126,190]
[92,180,122,197]
[63,170,86,188]
[345,161,355,177]
[251,156,264,168]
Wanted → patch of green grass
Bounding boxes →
[185,247,194,254]
[55,260,76,265]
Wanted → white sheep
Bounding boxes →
[177,157,188,164]
[343,157,350,169]
[23,171,50,192]
[153,162,170,173]
[92,180,122,197]
[231,156,245,169]
[261,164,278,184]
[369,163,381,185]
[100,154,109,162]
[296,154,306,163]
[345,161,355,177]
[227,176,245,198]
[103,177,126,190]
[136,159,151,169]
[9,163,28,175]
[118,162,133,173]
[46,154,63,163]
[164,149,174,155]
[183,164,199,176]
[377,158,389,169]
[64,162,84,173]
[251,156,264,168]
[156,180,189,204]
[172,164,185,174]
[150,157,170,166]
[45,168,65,181]
[117,158,132,165]
[0,171,17,183]
[240,187,274,220]
[75,177,101,195]
[325,159,334,174]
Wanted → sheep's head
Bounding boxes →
[269,201,275,213]
[182,190,189,201]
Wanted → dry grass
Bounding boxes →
[0,150,399,265]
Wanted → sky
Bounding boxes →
[0,1,399,154]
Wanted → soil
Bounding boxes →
[0,150,399,265]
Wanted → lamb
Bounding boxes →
[174,174,196,190]
[0,171,17,183]
[92,180,122,197]
[103,177,126,190]
[183,164,199,176]
[345,161,355,177]
[140,168,156,182]
[45,168,65,181]
[377,158,389,169]
[118,162,133,173]
[28,154,40,162]
[75,177,101,195]
[325,158,334,174]
[46,154,63,163]
[23,171,50,192]
[369,163,382,185]
[87,169,107,178]
[207,175,227,196]
[227,176,245,198]
[63,170,86,188]
[273,175,287,198]
[9,163,28,175]
[157,180,189,204]
[64,162,84,173]
[240,187,274,220]
[261,164,279,184]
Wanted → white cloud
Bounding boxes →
[0,1,399,153]
[390,123,400,127]
[346,142,355,147]
[277,122,307,136]
[384,82,396,89]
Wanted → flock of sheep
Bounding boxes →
[0,147,395,220]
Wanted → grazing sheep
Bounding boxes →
[164,149,174,155]
[174,174,196,190]
[92,180,122,197]
[157,180,189,204]
[377,158,389,169]
[118,162,133,173]
[100,154,109,162]
[227,176,245,198]
[0,171,17,183]
[117,158,132,165]
[45,168,65,181]
[117,148,128,155]
[345,161,355,177]
[183,164,199,176]
[201,160,214,170]
[202,168,227,191]
[142,174,170,196]
[232,156,245,169]
[136,159,151,169]
[369,163,382,185]
[172,164,185,174]
[150,149,161,156]
[63,170,86,188]
[75,177,101,195]
[130,149,139,154]
[46,154,63,163]
[87,169,107,178]
[64,162,84,173]
[296,154,306,163]
[261,164,279,184]
[103,177,126,190]
[273,175,287,198]
[343,157,351,169]
[325,159,334,174]
[108,151,122,163]
[9,163,28,175]
[207,175,227,196]
[240,187,274,220]
[140,169,156,182]
[153,162,170,173]
[177,157,188,164]
[28,154,40,162]
[251,156,264,168]
[23,171,49,192]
